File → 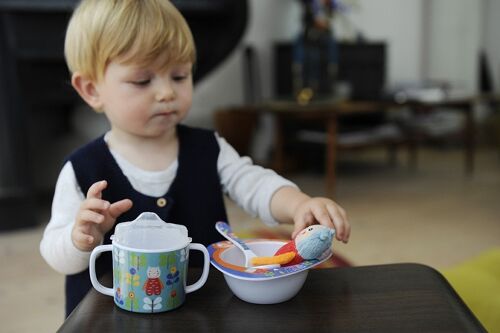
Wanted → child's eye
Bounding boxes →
[130,79,151,86]
[172,75,187,82]
[172,71,191,81]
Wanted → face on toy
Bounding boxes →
[295,225,329,244]
[295,225,335,260]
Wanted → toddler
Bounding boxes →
[40,0,350,317]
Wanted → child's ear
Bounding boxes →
[71,72,103,111]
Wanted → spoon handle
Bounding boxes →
[215,221,251,251]
[215,221,279,269]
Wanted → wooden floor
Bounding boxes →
[229,146,500,268]
[1,146,499,332]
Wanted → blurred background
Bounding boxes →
[1,0,499,331]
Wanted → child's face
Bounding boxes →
[94,57,193,138]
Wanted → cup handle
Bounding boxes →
[89,244,114,296]
[185,243,210,293]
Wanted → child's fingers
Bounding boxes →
[310,202,335,229]
[292,223,304,239]
[292,212,314,239]
[78,209,105,225]
[108,199,133,219]
[72,228,95,248]
[95,198,131,233]
[81,198,110,212]
[333,204,347,221]
[86,180,107,199]
[326,204,350,243]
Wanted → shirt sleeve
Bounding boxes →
[215,133,298,226]
[39,161,93,275]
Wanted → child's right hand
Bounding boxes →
[71,180,133,252]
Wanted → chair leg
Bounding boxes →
[408,140,418,172]
[386,143,398,167]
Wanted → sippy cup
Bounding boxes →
[89,212,210,313]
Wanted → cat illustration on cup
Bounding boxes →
[143,266,164,296]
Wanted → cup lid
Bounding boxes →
[112,212,191,251]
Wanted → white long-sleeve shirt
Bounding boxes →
[40,133,296,275]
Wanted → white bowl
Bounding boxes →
[208,239,332,304]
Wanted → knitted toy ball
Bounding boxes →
[251,225,335,267]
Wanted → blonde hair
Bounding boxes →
[65,0,196,82]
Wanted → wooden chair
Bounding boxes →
[213,107,259,157]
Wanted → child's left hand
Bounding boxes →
[292,197,350,243]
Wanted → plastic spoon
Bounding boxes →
[215,222,280,269]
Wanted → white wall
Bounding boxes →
[424,0,482,94]
[344,0,424,87]
[483,0,500,90]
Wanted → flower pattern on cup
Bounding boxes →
[126,291,138,311]
[166,266,181,308]
[114,287,124,305]
[166,266,180,285]
[143,296,162,313]
[126,270,140,287]
[124,266,141,311]
[179,249,187,262]
[114,248,126,265]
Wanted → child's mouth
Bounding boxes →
[153,110,176,117]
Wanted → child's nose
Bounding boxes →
[155,80,175,102]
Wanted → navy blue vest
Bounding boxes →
[64,125,227,316]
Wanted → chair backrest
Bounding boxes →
[214,108,258,157]
[243,44,262,105]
